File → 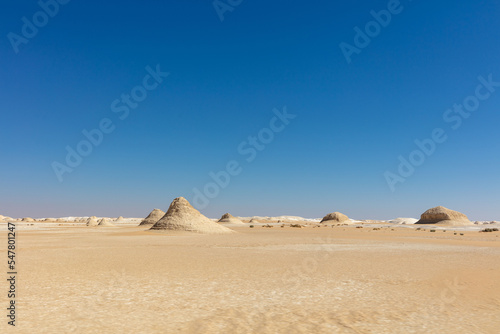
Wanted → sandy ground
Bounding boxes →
[1,223,499,333]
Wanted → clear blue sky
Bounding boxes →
[1,0,499,220]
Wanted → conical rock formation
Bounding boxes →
[218,213,245,224]
[139,209,165,226]
[86,218,99,226]
[98,218,115,227]
[150,197,234,234]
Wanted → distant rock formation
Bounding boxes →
[388,218,418,225]
[98,218,115,227]
[150,197,234,234]
[139,209,165,226]
[320,212,349,223]
[86,218,99,226]
[415,206,472,226]
[218,213,245,225]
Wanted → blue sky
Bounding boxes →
[1,0,499,220]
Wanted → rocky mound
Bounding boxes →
[150,197,234,234]
[415,206,472,226]
[388,217,418,225]
[218,213,245,224]
[98,218,115,227]
[86,218,99,226]
[139,209,165,226]
[320,212,350,223]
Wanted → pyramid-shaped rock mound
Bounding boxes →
[115,216,125,222]
[150,197,234,234]
[218,213,245,224]
[415,206,472,226]
[139,209,165,226]
[98,218,115,227]
[86,218,99,226]
[320,212,349,223]
[249,218,261,224]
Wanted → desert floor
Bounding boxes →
[2,223,500,333]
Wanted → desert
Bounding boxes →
[3,1,500,333]
[1,200,499,333]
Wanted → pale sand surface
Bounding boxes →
[2,224,500,333]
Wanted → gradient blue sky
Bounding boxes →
[1,0,499,220]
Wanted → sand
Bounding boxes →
[1,223,499,333]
